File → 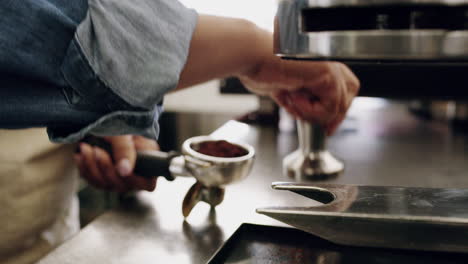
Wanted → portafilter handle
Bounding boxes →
[283,121,344,180]
[134,150,180,180]
[81,136,180,181]
[82,136,233,218]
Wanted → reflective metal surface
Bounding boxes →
[209,224,468,263]
[258,182,468,252]
[283,121,344,180]
[275,0,468,60]
[277,30,468,60]
[38,101,468,263]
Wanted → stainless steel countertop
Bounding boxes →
[39,99,468,264]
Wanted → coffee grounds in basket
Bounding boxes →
[193,140,248,158]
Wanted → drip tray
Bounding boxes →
[208,224,468,263]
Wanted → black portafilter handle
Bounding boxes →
[81,136,180,181]
[134,150,180,180]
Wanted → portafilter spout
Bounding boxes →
[283,121,343,181]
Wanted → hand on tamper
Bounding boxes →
[283,121,343,181]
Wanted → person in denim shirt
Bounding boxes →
[1,0,358,142]
[0,0,359,263]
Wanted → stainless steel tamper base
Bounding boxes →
[283,121,344,181]
[283,150,344,181]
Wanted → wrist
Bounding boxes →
[236,23,274,78]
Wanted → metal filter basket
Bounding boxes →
[135,135,255,217]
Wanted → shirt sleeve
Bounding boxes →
[54,0,197,142]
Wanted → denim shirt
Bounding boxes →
[0,0,197,142]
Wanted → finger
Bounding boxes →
[323,98,349,136]
[322,63,358,135]
[239,76,276,96]
[330,78,345,125]
[326,114,346,136]
[278,60,335,89]
[131,136,159,191]
[74,154,101,188]
[337,63,360,113]
[279,62,339,94]
[329,67,356,134]
[133,135,159,151]
[288,92,333,125]
[105,135,136,177]
[339,63,361,96]
[287,92,313,121]
[271,91,301,119]
[277,73,340,122]
[123,175,157,192]
[306,79,341,116]
[80,143,108,188]
[94,147,128,192]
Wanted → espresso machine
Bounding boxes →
[276,0,468,180]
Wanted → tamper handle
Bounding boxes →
[297,121,326,154]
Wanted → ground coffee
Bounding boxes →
[193,140,248,158]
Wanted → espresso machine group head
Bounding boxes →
[275,0,468,180]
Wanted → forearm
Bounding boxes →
[176,15,272,90]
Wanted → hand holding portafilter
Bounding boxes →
[84,136,255,217]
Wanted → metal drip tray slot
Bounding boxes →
[208,224,468,263]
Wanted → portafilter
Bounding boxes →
[86,136,255,217]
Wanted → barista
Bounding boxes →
[0,0,358,143]
[0,1,359,264]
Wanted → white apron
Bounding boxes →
[0,129,79,264]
